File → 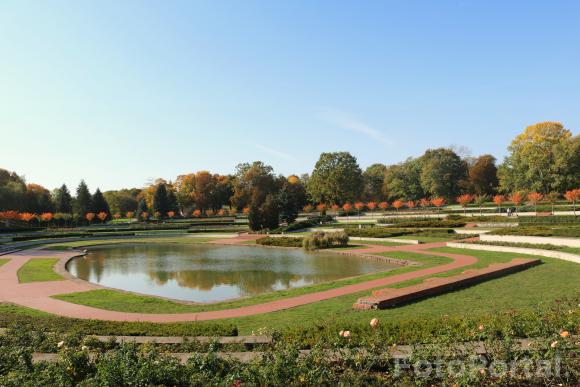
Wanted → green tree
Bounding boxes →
[152,183,169,217]
[91,189,110,215]
[135,198,149,219]
[307,152,363,205]
[166,188,179,213]
[383,158,424,201]
[498,122,576,193]
[75,180,92,216]
[53,184,73,214]
[420,148,467,199]
[363,163,387,201]
[278,175,307,224]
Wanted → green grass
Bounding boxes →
[17,258,64,283]
[0,259,8,267]
[221,250,579,334]
[560,247,580,255]
[397,235,458,243]
[42,236,215,249]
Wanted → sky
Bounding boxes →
[1,1,579,192]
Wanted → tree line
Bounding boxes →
[0,121,578,229]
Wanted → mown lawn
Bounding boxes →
[17,258,64,283]
[41,236,216,250]
[0,259,8,267]
[54,250,443,314]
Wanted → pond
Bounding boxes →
[67,243,396,303]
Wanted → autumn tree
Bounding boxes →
[419,198,430,212]
[303,204,314,213]
[126,211,134,219]
[342,203,352,222]
[493,195,505,213]
[19,212,35,226]
[25,184,53,214]
[113,213,122,220]
[97,211,108,223]
[85,212,96,224]
[316,203,326,214]
[40,212,53,226]
[509,192,524,215]
[527,192,544,214]
[564,189,580,215]
[392,200,403,212]
[406,200,416,211]
[498,122,578,193]
[456,194,474,215]
[307,152,363,205]
[468,155,498,195]
[367,201,377,218]
[378,201,388,213]
[431,197,446,217]
[331,204,340,216]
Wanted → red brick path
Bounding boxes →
[0,235,481,322]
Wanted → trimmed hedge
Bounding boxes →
[255,237,303,248]
[490,226,580,237]
[271,215,334,234]
[379,219,466,228]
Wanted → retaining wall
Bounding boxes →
[480,234,580,247]
[446,242,580,264]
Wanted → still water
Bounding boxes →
[67,243,396,303]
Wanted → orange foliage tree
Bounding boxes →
[419,198,430,211]
[456,194,474,215]
[354,202,365,219]
[406,200,416,210]
[378,201,388,212]
[367,201,377,218]
[242,207,250,216]
[342,203,352,222]
[331,204,340,216]
[85,212,96,224]
[431,197,446,217]
[0,211,20,220]
[509,192,524,215]
[392,200,403,212]
[193,209,202,217]
[125,211,134,219]
[140,211,149,221]
[492,195,505,213]
[527,192,544,214]
[19,212,36,225]
[113,213,122,220]
[564,189,580,215]
[303,204,314,213]
[316,203,326,214]
[97,212,108,223]
[167,211,176,219]
[40,212,53,226]
[217,209,225,216]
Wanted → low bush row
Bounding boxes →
[302,231,349,250]
[518,215,580,224]
[490,225,580,237]
[378,219,467,228]
[255,237,303,248]
[271,215,334,233]
[462,240,572,251]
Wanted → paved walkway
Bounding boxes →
[0,235,480,322]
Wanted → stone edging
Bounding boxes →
[480,234,580,247]
[446,242,580,264]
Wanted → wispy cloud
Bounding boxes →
[318,108,393,146]
[254,143,293,160]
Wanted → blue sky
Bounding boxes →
[1,1,578,191]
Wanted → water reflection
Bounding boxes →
[67,244,395,302]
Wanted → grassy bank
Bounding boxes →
[17,258,64,283]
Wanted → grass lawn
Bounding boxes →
[0,259,8,267]
[397,235,461,243]
[222,250,579,334]
[41,236,216,250]
[17,258,64,283]
[561,247,580,255]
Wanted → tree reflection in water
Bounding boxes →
[67,244,396,302]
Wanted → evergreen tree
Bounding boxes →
[75,180,92,216]
[136,198,149,218]
[54,184,73,213]
[152,184,169,217]
[166,188,179,213]
[91,189,110,215]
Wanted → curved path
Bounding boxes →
[0,236,478,322]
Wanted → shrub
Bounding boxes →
[255,237,303,248]
[271,215,334,234]
[379,219,466,228]
[302,231,349,250]
[490,225,580,237]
